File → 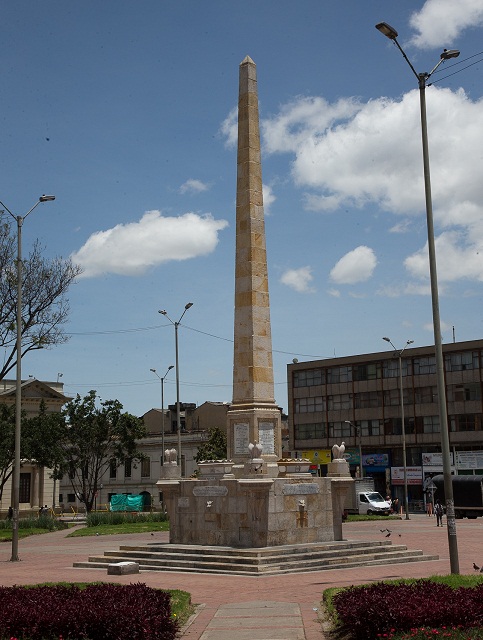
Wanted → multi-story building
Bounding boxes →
[287,339,483,508]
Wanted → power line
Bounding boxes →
[68,321,328,359]
[430,51,483,85]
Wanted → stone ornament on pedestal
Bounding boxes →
[159,448,181,479]
[244,442,267,475]
[328,442,351,478]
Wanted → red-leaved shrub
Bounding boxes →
[332,580,483,639]
[0,583,178,640]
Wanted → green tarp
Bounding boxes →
[109,494,144,512]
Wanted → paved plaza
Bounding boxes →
[0,515,481,639]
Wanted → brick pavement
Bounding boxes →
[0,514,481,639]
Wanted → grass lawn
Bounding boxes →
[67,520,170,537]
[0,527,55,542]
[345,514,402,523]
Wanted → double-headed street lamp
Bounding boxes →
[344,421,363,478]
[0,195,56,562]
[376,22,460,573]
[158,303,193,470]
[383,337,414,520]
[150,366,174,463]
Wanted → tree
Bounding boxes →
[59,391,146,512]
[0,403,17,502]
[0,401,65,502]
[0,212,82,380]
[195,427,227,463]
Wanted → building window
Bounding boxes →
[19,473,31,503]
[413,356,436,375]
[67,494,76,503]
[383,388,400,407]
[447,383,481,402]
[353,362,381,381]
[329,421,352,439]
[327,366,352,384]
[383,358,411,378]
[414,386,437,404]
[293,369,324,387]
[359,419,382,437]
[423,415,440,433]
[141,457,151,478]
[294,423,326,440]
[294,396,325,413]
[328,393,352,410]
[109,459,117,479]
[354,391,382,409]
[124,459,132,479]
[445,351,479,372]
[450,414,477,432]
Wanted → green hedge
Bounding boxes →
[0,515,68,531]
[86,511,169,527]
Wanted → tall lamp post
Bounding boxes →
[150,366,174,463]
[376,21,460,573]
[158,303,193,470]
[0,195,56,562]
[344,421,363,478]
[383,337,414,520]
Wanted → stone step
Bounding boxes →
[102,542,407,566]
[73,540,439,576]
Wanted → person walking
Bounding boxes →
[434,500,444,527]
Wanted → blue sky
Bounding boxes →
[2,1,483,417]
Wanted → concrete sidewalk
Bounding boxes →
[0,514,481,639]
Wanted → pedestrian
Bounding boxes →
[426,492,433,516]
[392,497,399,515]
[434,501,444,527]
[6,506,13,520]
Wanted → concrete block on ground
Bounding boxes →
[107,561,140,575]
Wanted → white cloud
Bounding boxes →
[405,231,483,282]
[280,266,315,293]
[71,210,228,278]
[179,179,210,195]
[220,107,238,149]
[330,247,377,285]
[263,184,276,215]
[261,87,483,284]
[327,288,341,298]
[409,0,483,48]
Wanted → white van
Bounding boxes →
[358,491,391,516]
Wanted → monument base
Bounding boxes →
[157,474,352,548]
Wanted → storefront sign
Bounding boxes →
[391,466,423,485]
[300,449,331,464]
[362,453,389,472]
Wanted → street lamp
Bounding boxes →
[376,21,460,573]
[344,421,363,478]
[0,195,56,562]
[150,366,174,464]
[158,303,193,470]
[383,337,414,520]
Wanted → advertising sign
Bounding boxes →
[391,466,423,485]
[300,449,331,464]
[456,450,483,470]
[363,453,389,472]
[422,452,454,466]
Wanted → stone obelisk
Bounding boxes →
[227,56,282,475]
